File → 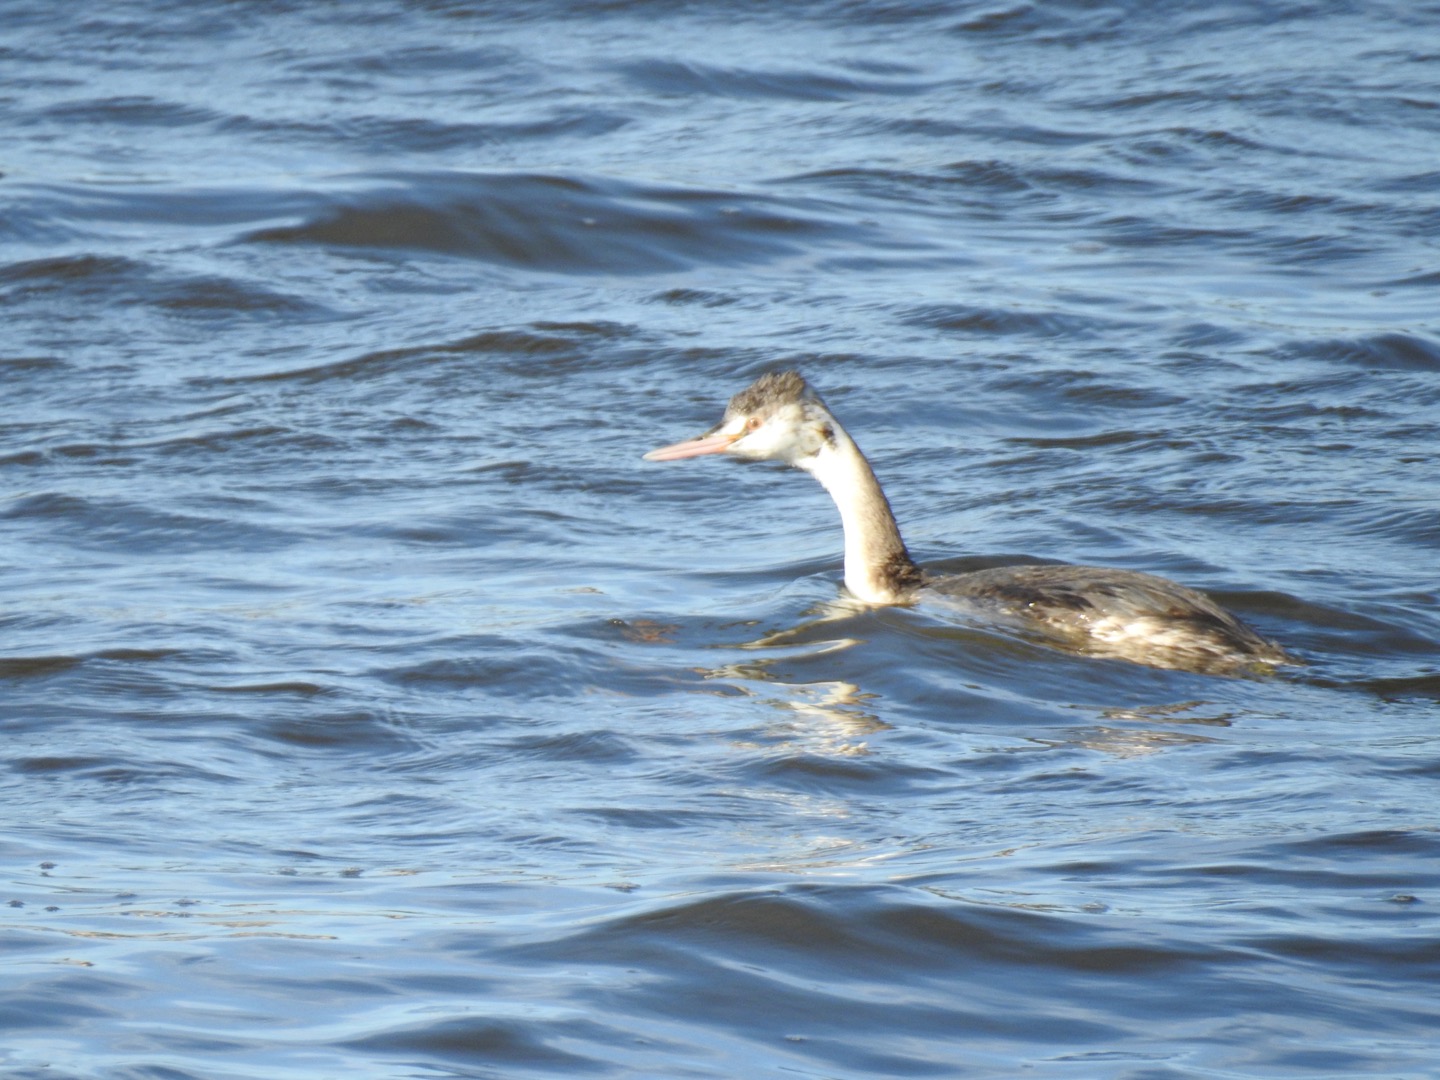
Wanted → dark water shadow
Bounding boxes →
[244,169,889,273]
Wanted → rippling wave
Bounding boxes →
[3,0,1439,1077]
[246,170,883,271]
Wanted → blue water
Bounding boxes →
[3,2,1439,1077]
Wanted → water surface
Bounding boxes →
[3,2,1439,1077]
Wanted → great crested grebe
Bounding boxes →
[644,370,1292,673]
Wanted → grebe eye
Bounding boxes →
[746,416,762,431]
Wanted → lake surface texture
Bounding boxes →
[3,2,1439,1077]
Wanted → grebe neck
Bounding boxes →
[802,422,922,604]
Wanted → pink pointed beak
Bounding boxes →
[643,431,739,462]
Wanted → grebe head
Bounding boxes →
[643,370,835,469]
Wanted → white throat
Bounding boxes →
[798,423,917,604]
